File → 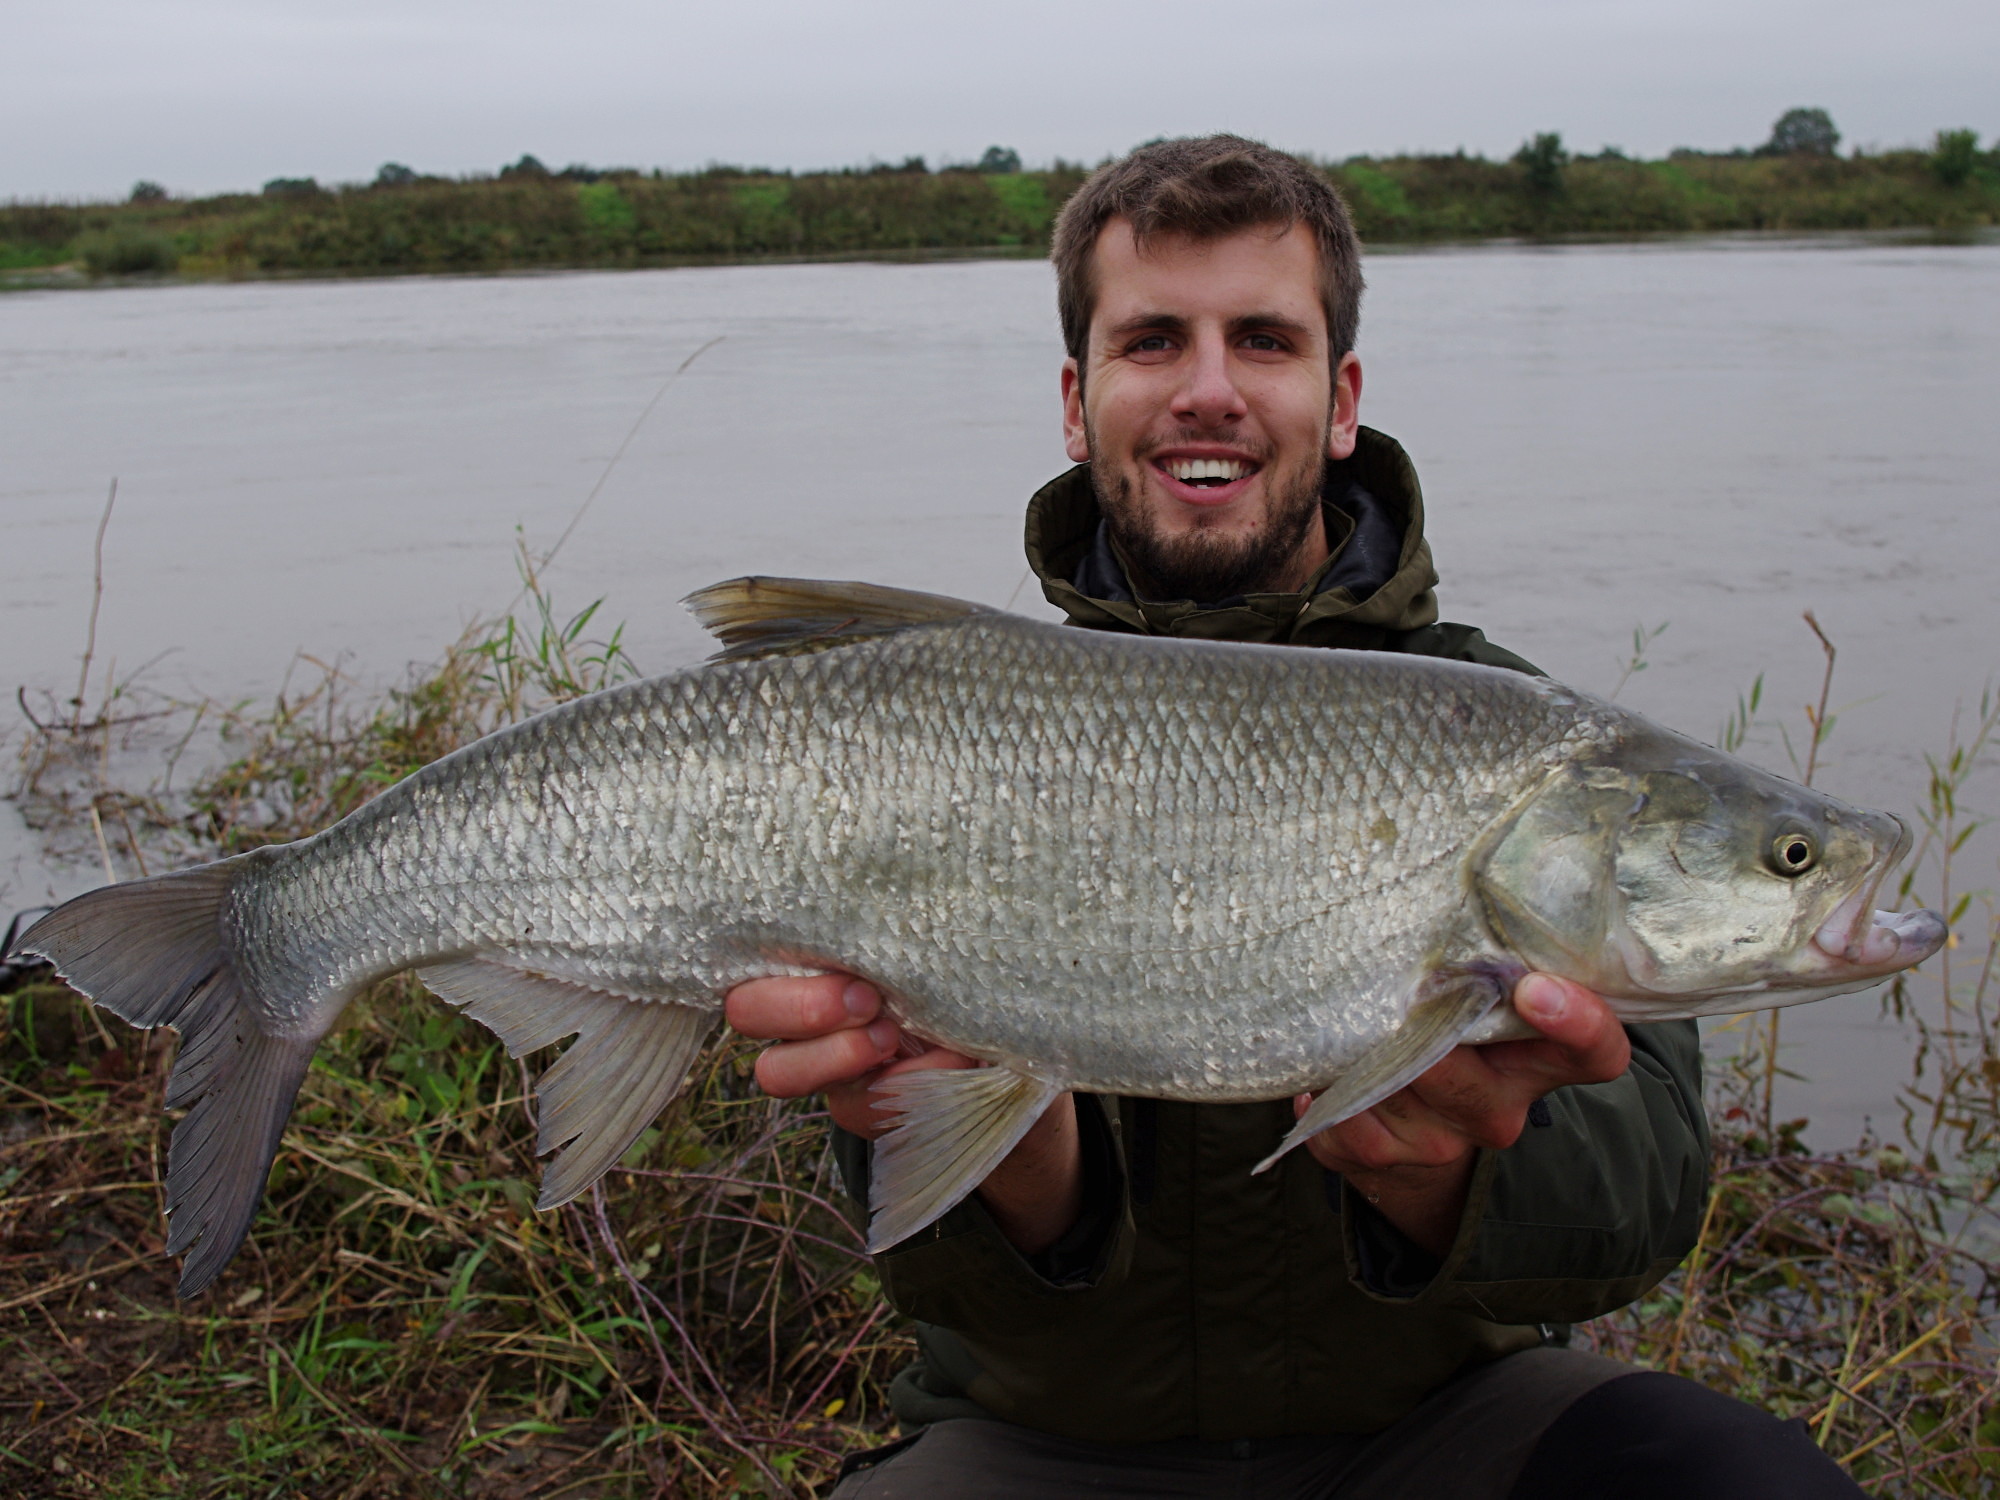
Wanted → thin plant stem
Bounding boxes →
[70,478,117,732]
[1766,611,1840,1139]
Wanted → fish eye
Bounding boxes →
[1770,832,1818,876]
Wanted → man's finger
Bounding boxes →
[1491,975,1631,1083]
[1512,974,1614,1049]
[727,974,880,1040]
[1302,1086,1484,1173]
[753,1021,901,1098]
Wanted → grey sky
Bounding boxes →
[6,0,1995,201]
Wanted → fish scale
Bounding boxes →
[12,577,1944,1287]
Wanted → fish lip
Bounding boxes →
[1808,814,1945,973]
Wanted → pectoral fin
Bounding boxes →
[1252,959,1523,1175]
[866,1066,1060,1253]
[1460,1004,1540,1045]
[417,957,716,1208]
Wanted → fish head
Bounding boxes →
[1475,727,1945,1015]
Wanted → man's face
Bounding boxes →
[1061,218,1362,601]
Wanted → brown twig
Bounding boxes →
[69,479,118,734]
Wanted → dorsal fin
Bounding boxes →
[682,576,991,661]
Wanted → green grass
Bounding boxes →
[74,227,178,277]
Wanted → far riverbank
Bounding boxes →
[6,140,1998,285]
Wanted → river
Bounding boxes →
[3,233,1997,1146]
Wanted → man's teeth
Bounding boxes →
[1166,457,1251,484]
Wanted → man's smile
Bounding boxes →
[1148,448,1264,508]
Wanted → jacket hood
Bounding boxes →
[1024,426,1443,649]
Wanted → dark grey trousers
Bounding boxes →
[826,1348,1630,1499]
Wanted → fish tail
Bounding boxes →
[12,858,316,1296]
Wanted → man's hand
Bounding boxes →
[1301,974,1630,1260]
[726,975,1083,1254]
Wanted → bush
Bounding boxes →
[1765,107,1840,157]
[1932,128,1980,188]
[498,154,550,180]
[373,162,417,188]
[129,180,168,203]
[1514,131,1569,196]
[262,176,321,198]
[577,180,637,241]
[977,145,1022,174]
[76,226,179,276]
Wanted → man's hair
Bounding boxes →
[1051,134,1364,367]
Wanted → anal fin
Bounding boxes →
[867,1066,1059,1253]
[1253,958,1523,1175]
[418,957,716,1208]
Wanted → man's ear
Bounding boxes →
[1328,352,1362,462]
[1061,357,1090,463]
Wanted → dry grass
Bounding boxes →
[1,981,906,1497]
[3,585,1997,1495]
[1583,1085,2000,1493]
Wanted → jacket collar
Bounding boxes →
[1024,426,1443,648]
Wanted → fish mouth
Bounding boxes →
[1807,815,1948,977]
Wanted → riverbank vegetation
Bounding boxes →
[3,585,1998,1494]
[4,113,1997,284]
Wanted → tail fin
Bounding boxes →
[12,860,316,1296]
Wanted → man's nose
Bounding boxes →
[1171,332,1247,427]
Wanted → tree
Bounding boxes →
[261,176,321,198]
[374,162,417,188]
[1931,129,1979,188]
[1513,131,1568,196]
[976,145,1022,174]
[1765,108,1840,157]
[498,154,550,180]
[129,180,168,203]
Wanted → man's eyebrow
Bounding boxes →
[1229,312,1315,338]
[1102,311,1188,338]
[1100,311,1318,340]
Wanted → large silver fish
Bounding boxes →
[15,579,1946,1293]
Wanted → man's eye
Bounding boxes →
[1243,333,1284,352]
[1129,335,1173,353]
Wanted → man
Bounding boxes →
[730,137,1863,1497]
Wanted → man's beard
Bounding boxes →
[1092,430,1329,604]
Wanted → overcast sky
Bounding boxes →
[7,0,1995,201]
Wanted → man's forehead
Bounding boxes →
[1089,217,1324,324]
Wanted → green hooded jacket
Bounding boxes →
[833,428,1710,1443]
